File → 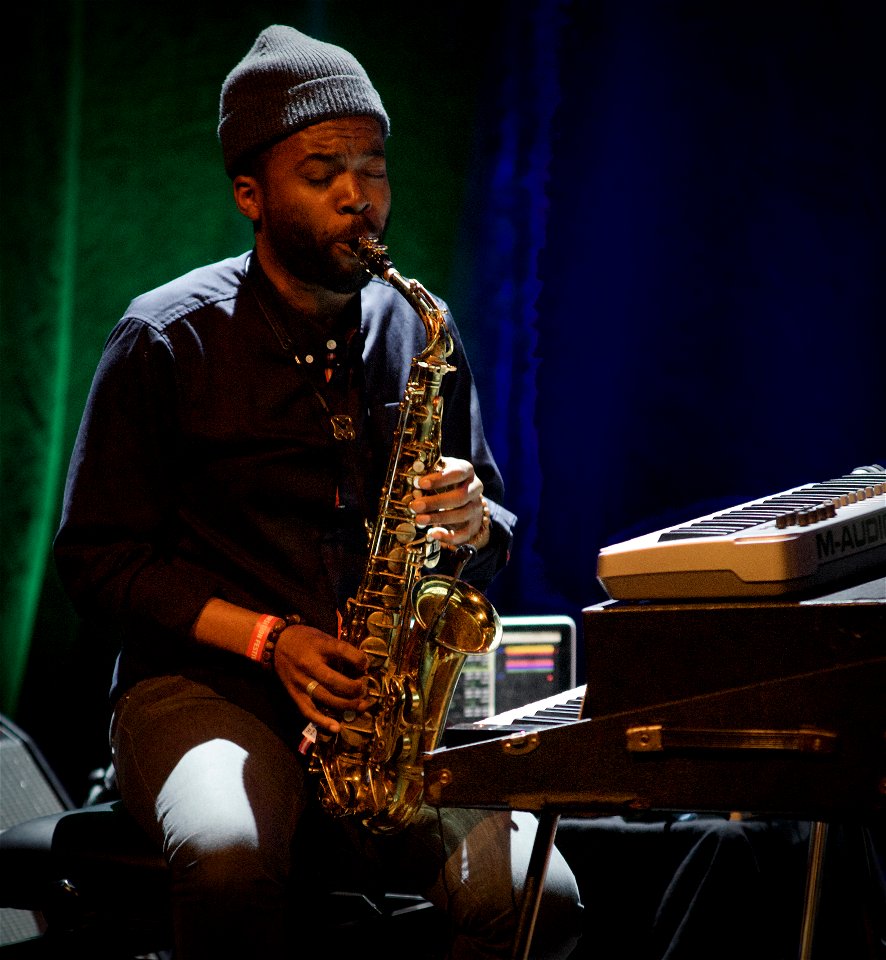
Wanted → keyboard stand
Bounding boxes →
[798,821,828,960]
[512,813,837,960]
[511,810,560,960]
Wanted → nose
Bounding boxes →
[338,172,371,215]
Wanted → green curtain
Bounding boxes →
[2,3,81,714]
[3,2,251,715]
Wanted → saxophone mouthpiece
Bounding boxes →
[349,235,382,255]
[351,236,393,280]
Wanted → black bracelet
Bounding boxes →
[261,614,301,671]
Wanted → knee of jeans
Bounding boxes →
[520,858,584,960]
[449,854,583,950]
[687,818,757,866]
[450,883,583,960]
[167,829,288,898]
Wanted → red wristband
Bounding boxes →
[247,614,280,663]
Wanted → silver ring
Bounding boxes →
[305,679,319,699]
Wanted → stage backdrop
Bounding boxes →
[3,0,883,795]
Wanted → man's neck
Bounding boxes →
[255,244,355,326]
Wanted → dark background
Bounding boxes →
[2,0,884,801]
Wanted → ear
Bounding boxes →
[233,175,262,222]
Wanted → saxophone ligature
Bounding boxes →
[308,237,502,834]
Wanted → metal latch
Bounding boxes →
[626,724,839,754]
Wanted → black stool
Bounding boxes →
[0,800,443,959]
[0,801,171,958]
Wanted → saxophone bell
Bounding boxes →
[412,574,501,657]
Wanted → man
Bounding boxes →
[54,24,582,960]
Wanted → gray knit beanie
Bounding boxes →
[218,25,390,177]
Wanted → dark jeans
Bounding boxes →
[111,674,583,960]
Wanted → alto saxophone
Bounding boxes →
[308,237,502,834]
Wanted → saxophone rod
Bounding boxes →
[423,544,477,644]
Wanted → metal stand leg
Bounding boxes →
[511,810,560,960]
[798,820,828,960]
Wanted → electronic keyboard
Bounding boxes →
[596,465,886,599]
[444,686,587,746]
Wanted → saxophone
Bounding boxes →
[308,237,502,834]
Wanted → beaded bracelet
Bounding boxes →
[467,498,492,549]
[260,614,302,672]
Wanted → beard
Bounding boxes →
[261,207,389,295]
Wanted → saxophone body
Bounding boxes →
[308,237,501,834]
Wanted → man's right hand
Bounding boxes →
[274,623,371,733]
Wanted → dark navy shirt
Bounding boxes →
[54,252,515,701]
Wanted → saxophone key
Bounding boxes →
[366,609,398,635]
[380,584,401,607]
[394,520,417,543]
[338,725,368,749]
[386,545,407,574]
[359,635,389,660]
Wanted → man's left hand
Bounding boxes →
[409,457,490,550]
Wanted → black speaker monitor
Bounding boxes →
[0,714,73,948]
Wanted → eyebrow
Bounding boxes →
[299,148,386,165]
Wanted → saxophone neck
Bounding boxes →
[388,272,449,352]
[352,237,451,357]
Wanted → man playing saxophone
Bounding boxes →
[54,24,582,960]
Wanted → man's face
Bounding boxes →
[250,116,391,294]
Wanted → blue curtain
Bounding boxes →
[465,1,886,647]
[451,0,570,614]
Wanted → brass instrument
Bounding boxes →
[308,237,501,834]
